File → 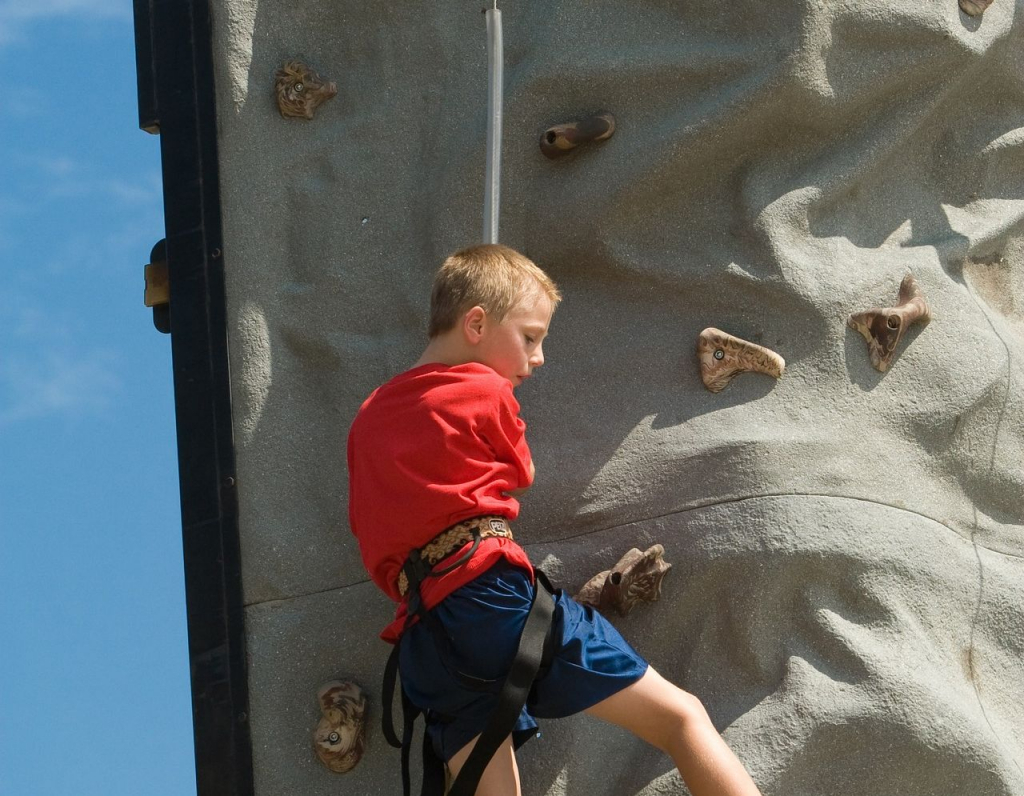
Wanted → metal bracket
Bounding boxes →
[144,238,170,333]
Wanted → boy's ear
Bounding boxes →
[463,306,486,344]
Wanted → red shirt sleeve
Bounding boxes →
[482,380,533,490]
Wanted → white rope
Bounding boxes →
[482,3,503,244]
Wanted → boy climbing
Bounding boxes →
[347,243,762,796]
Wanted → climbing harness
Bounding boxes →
[396,516,514,597]
[381,516,557,796]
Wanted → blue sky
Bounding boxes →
[0,2,197,794]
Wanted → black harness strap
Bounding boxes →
[381,533,556,796]
[446,571,555,796]
[382,645,403,749]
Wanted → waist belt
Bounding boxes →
[382,515,556,796]
[396,515,514,597]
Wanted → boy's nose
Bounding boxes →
[530,345,544,368]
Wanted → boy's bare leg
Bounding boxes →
[447,734,522,796]
[585,667,763,796]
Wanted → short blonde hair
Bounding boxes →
[428,244,561,337]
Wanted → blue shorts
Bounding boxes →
[398,561,649,761]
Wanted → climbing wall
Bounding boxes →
[208,1,1024,793]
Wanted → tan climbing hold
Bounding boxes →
[848,274,931,373]
[697,328,785,393]
[313,680,367,773]
[959,0,993,17]
[540,112,616,159]
[275,60,337,120]
[575,545,672,617]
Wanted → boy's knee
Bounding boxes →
[678,691,712,727]
[652,690,712,754]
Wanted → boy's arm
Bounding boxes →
[506,460,535,497]
[483,376,533,496]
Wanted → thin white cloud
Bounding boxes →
[0,0,129,45]
[0,348,121,426]
[0,156,163,294]
[0,290,123,426]
[0,195,25,215]
[2,155,162,227]
[32,155,78,177]
[105,177,162,204]
[0,198,18,251]
[43,174,162,204]
[5,302,52,340]
[0,0,125,20]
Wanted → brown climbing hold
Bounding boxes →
[275,60,337,120]
[959,0,993,16]
[575,545,672,617]
[697,328,785,393]
[848,274,931,373]
[540,112,616,159]
[313,680,367,773]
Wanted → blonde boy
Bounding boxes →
[348,244,761,796]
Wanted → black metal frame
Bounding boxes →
[133,1,253,793]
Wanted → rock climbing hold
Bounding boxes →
[697,328,785,393]
[312,680,367,773]
[848,274,931,373]
[575,545,671,617]
[540,112,616,159]
[275,60,337,120]
[959,0,993,16]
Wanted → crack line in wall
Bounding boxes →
[539,491,1024,560]
[963,274,1023,779]
[247,490,1024,610]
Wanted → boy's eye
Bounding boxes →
[525,336,535,344]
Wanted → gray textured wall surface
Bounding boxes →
[208,1,1024,793]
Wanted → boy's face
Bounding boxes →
[473,288,554,387]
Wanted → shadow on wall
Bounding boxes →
[210,1,1024,794]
